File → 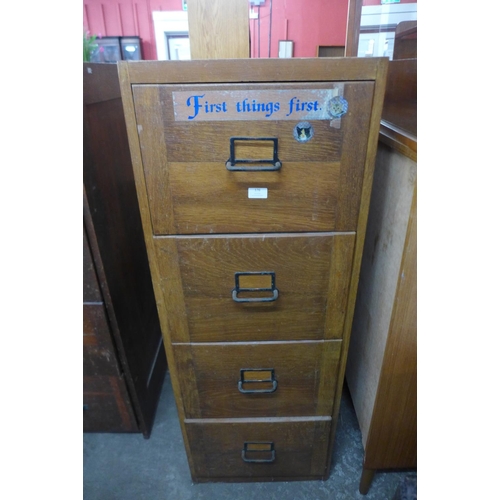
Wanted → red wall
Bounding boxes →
[83,0,349,60]
[362,0,416,5]
[83,1,184,60]
[249,0,349,58]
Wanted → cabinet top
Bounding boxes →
[118,58,388,86]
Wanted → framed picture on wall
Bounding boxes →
[278,40,293,58]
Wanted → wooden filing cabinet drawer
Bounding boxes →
[154,232,355,342]
[132,81,375,235]
[174,340,342,418]
[185,418,331,480]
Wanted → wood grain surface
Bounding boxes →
[84,62,167,437]
[83,375,137,433]
[132,82,374,235]
[173,340,341,418]
[324,57,388,475]
[124,58,384,85]
[117,57,389,481]
[187,0,250,59]
[345,142,416,493]
[154,233,355,342]
[364,181,417,470]
[83,226,101,302]
[83,304,119,376]
[185,418,331,479]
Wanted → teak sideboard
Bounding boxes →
[118,57,388,481]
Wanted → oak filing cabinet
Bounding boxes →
[118,58,388,481]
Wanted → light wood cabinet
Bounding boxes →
[118,57,387,481]
[346,141,417,493]
[187,0,250,59]
[345,21,417,493]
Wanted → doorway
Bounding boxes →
[153,11,191,60]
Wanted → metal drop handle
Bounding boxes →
[238,368,278,394]
[232,271,279,303]
[226,137,282,171]
[242,442,276,463]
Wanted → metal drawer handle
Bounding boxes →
[232,272,279,303]
[242,442,276,463]
[226,137,282,171]
[238,368,278,394]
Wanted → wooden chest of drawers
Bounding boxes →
[118,58,387,481]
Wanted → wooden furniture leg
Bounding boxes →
[359,467,375,495]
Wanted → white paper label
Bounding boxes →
[248,188,268,199]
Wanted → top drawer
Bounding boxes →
[132,81,375,235]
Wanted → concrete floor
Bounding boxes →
[83,373,415,499]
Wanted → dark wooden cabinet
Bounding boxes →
[83,62,167,437]
[118,58,387,478]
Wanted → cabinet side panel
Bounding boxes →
[346,143,416,446]
[324,59,388,476]
[336,82,375,230]
[364,181,417,469]
[118,61,197,471]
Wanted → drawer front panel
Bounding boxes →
[174,340,341,418]
[132,81,374,234]
[185,418,331,480]
[164,161,341,234]
[155,232,355,342]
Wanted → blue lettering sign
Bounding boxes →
[236,98,280,117]
[186,94,228,120]
[186,94,205,120]
[286,97,320,117]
